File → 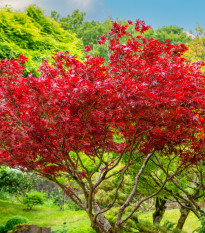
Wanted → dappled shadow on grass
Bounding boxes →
[22,208,40,212]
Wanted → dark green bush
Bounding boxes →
[0,224,5,233]
[4,216,29,232]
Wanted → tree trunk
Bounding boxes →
[89,202,116,233]
[176,206,190,230]
[91,218,116,233]
[153,197,167,224]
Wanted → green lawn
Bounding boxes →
[0,200,200,232]
[0,200,90,231]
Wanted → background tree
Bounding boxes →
[184,25,205,63]
[0,166,36,197]
[145,25,190,45]
[51,10,112,61]
[57,9,85,33]
[0,5,83,76]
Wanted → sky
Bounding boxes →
[0,0,205,32]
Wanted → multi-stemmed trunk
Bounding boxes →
[90,217,115,233]
[88,202,116,233]
[89,213,115,233]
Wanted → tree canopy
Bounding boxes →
[0,19,205,233]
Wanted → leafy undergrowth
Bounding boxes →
[139,209,200,233]
[0,200,200,232]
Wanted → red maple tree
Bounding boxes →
[0,20,205,232]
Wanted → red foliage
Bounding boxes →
[98,34,107,45]
[0,20,205,177]
[135,19,151,33]
[84,45,92,51]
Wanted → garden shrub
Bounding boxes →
[4,216,29,232]
[0,166,35,198]
[22,191,46,210]
[0,190,11,201]
[193,213,205,233]
[0,225,5,233]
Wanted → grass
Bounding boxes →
[0,200,201,232]
[0,200,90,231]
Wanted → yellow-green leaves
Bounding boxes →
[0,5,84,76]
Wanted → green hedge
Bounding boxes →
[4,216,29,232]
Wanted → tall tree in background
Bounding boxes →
[145,25,190,45]
[184,25,205,63]
[50,10,112,60]
[0,20,205,233]
[0,5,83,76]
[54,9,86,32]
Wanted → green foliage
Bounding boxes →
[184,25,205,63]
[105,206,139,231]
[139,209,199,233]
[57,10,85,32]
[77,19,111,61]
[22,191,46,210]
[161,220,176,230]
[4,216,29,232]
[0,166,35,196]
[96,170,135,208]
[193,213,205,233]
[67,225,96,233]
[51,10,112,60]
[0,5,83,75]
[144,25,190,45]
[134,220,182,233]
[0,225,5,233]
[135,220,163,232]
[49,192,65,211]
[0,190,12,201]
[67,200,82,211]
